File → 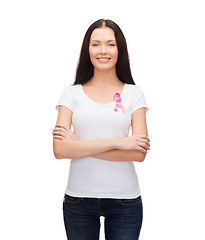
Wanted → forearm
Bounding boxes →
[53,138,118,159]
[91,149,146,162]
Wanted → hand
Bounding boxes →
[117,135,150,153]
[52,123,79,141]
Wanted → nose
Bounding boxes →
[100,44,107,55]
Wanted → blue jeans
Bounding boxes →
[63,194,143,240]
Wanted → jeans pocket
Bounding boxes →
[117,196,142,206]
[63,194,80,204]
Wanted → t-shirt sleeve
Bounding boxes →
[55,85,73,112]
[131,86,149,114]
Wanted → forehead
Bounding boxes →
[90,27,116,42]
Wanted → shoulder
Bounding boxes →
[62,84,80,94]
[64,84,80,90]
[126,83,144,95]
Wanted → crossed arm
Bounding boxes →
[53,107,150,162]
[53,136,147,162]
[92,149,145,162]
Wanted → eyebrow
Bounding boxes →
[91,39,116,42]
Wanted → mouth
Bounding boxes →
[97,57,111,63]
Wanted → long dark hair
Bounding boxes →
[72,19,135,86]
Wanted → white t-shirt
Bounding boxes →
[55,83,149,199]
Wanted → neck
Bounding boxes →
[89,68,122,87]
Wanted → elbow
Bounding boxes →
[53,139,73,159]
[53,139,64,159]
[54,151,62,160]
[138,155,146,162]
[53,148,63,159]
[135,152,146,163]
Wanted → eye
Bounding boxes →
[92,44,99,46]
[108,44,115,46]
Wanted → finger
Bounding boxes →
[140,135,150,141]
[53,132,66,139]
[136,138,150,147]
[52,131,65,137]
[53,128,67,135]
[135,135,150,142]
[54,126,67,132]
[53,135,64,140]
[139,139,150,147]
[143,143,149,150]
[53,127,65,132]
[56,124,70,132]
[138,142,149,151]
[136,146,147,154]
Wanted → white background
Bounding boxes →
[1,0,205,239]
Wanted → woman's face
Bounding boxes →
[89,27,118,71]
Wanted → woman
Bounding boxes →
[52,19,150,240]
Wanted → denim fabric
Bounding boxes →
[63,194,143,240]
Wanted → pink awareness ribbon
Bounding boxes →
[113,93,126,114]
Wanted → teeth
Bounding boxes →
[98,58,109,60]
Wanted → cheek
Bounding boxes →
[110,48,118,58]
[89,49,97,65]
[89,47,97,58]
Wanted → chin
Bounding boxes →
[95,66,115,71]
[93,62,117,71]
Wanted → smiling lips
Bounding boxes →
[97,57,111,63]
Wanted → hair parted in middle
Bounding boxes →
[73,19,135,86]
